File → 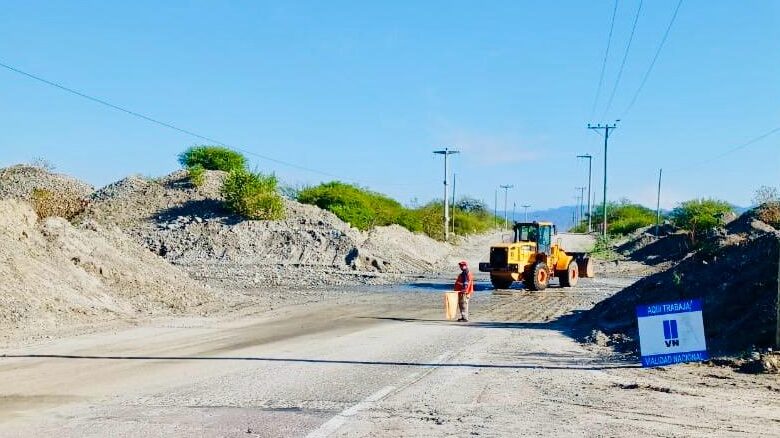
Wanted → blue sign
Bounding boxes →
[636,299,708,367]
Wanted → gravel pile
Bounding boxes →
[82,170,456,289]
[0,165,94,200]
[0,199,216,339]
[581,210,780,357]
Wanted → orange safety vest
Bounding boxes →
[454,271,474,296]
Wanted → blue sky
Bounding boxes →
[1,1,778,210]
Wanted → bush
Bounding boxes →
[178,146,247,173]
[754,186,780,229]
[188,164,206,187]
[30,188,86,220]
[221,168,284,220]
[297,183,498,240]
[297,182,411,231]
[591,200,656,235]
[669,198,732,242]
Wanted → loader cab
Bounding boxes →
[513,222,555,255]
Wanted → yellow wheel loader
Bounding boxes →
[478,221,594,291]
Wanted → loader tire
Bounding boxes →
[491,276,513,290]
[577,257,595,278]
[526,262,549,291]
[559,261,579,288]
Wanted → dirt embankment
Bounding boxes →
[0,199,216,340]
[0,165,94,200]
[80,170,454,289]
[580,211,780,369]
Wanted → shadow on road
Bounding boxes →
[0,353,638,371]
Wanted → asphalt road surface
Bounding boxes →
[1,275,778,437]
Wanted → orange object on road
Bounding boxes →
[444,292,459,320]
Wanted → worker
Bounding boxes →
[454,260,475,322]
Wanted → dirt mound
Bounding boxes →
[82,170,454,288]
[581,213,780,357]
[0,165,94,200]
[360,225,451,273]
[0,199,215,339]
[615,224,692,266]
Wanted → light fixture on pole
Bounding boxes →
[587,121,619,238]
[433,148,460,241]
[499,184,514,230]
[577,154,593,233]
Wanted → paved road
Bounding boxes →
[1,277,778,437]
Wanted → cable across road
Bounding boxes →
[589,0,620,121]
[622,0,684,117]
[602,0,644,119]
[666,126,780,173]
[0,60,349,181]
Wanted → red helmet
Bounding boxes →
[458,260,468,267]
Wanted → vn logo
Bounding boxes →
[663,320,679,347]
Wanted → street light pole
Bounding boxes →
[576,186,586,229]
[587,121,619,238]
[494,189,498,228]
[451,172,456,235]
[433,148,460,241]
[521,204,531,222]
[499,184,513,230]
[577,154,593,233]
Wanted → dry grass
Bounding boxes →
[756,202,780,229]
[30,188,87,220]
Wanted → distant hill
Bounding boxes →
[497,204,751,231]
[497,205,580,230]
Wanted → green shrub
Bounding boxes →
[297,182,410,231]
[415,202,446,240]
[591,200,657,235]
[188,164,206,187]
[178,145,247,172]
[221,168,284,220]
[669,198,732,242]
[297,183,498,239]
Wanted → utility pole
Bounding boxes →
[572,198,577,230]
[494,189,498,228]
[521,204,531,222]
[451,172,457,235]
[656,168,663,237]
[512,202,516,223]
[576,186,586,229]
[499,184,513,230]
[587,121,619,238]
[577,154,593,233]
[433,148,460,241]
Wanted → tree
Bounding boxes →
[669,199,732,243]
[456,197,487,214]
[591,199,656,235]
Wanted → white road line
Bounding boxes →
[305,351,456,438]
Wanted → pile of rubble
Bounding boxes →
[581,209,780,364]
[0,199,216,339]
[81,170,454,289]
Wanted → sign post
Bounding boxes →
[636,299,708,367]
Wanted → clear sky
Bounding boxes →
[1,1,778,210]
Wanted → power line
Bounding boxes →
[0,60,349,181]
[590,0,620,120]
[667,126,780,173]
[602,0,644,119]
[622,0,684,117]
